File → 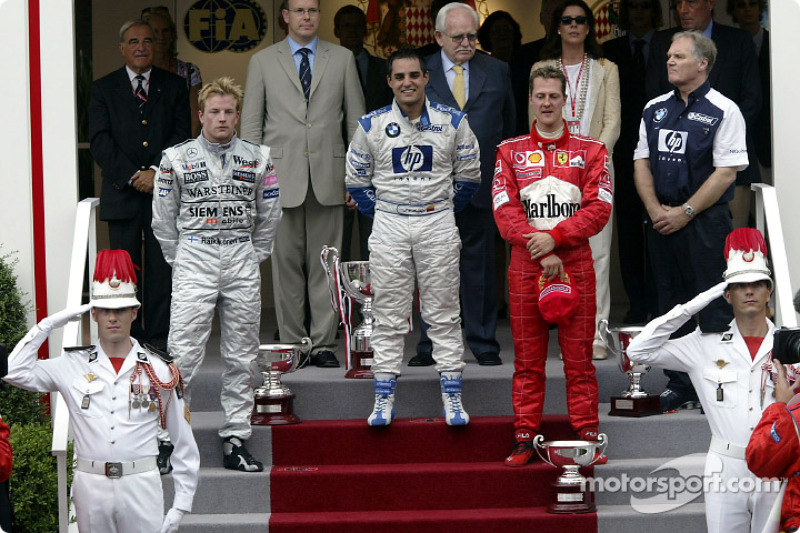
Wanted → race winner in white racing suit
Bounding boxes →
[152,133,281,449]
[345,50,481,427]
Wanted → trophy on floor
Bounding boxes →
[321,246,374,379]
[251,337,312,425]
[599,320,660,417]
[534,434,608,514]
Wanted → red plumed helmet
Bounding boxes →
[91,250,140,309]
[723,228,771,286]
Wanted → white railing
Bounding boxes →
[54,197,99,533]
[752,184,796,328]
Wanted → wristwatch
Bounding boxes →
[682,203,696,219]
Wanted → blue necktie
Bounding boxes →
[298,48,311,102]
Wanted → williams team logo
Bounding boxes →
[657,130,688,154]
[392,145,433,173]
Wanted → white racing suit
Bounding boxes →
[152,134,282,439]
[345,99,481,375]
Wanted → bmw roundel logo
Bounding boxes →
[386,123,400,138]
[654,108,668,123]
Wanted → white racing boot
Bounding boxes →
[367,373,397,426]
[440,372,469,426]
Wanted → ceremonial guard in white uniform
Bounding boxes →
[4,250,199,533]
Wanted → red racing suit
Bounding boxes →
[746,393,800,532]
[492,123,612,434]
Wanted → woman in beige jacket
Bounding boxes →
[531,0,620,360]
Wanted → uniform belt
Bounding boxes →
[76,456,157,478]
[709,436,746,459]
[375,199,450,216]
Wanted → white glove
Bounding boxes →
[680,281,728,317]
[160,508,184,533]
[36,303,92,334]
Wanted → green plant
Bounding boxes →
[0,249,69,532]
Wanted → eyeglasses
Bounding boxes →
[559,16,589,25]
[286,8,320,17]
[445,33,478,44]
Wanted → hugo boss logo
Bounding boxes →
[184,0,267,53]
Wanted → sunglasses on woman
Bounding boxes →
[560,15,589,25]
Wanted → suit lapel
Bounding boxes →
[464,56,486,112]
[116,68,140,115]
[583,58,603,126]
[426,54,458,108]
[277,39,305,97]
[146,67,165,112]
[310,40,330,98]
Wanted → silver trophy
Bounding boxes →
[321,246,374,379]
[599,320,659,416]
[251,337,312,425]
[534,434,608,513]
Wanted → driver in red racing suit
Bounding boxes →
[493,65,612,466]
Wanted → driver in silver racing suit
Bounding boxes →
[152,77,282,472]
[345,49,481,427]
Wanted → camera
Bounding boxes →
[773,328,800,365]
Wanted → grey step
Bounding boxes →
[177,513,271,533]
[593,455,708,506]
[162,468,271,514]
[598,502,707,533]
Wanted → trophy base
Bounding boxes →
[251,396,301,425]
[548,480,596,514]
[609,395,660,417]
[345,350,374,379]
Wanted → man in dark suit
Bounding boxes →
[645,0,761,226]
[89,20,190,350]
[334,4,393,261]
[643,0,761,411]
[409,2,515,367]
[508,0,560,135]
[603,0,663,324]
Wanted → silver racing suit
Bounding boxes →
[345,99,481,375]
[152,134,282,439]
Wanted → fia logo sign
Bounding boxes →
[184,0,267,53]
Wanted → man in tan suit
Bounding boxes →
[241,0,365,366]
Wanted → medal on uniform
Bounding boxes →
[716,383,723,402]
[81,395,90,409]
[132,384,141,409]
[85,372,97,382]
[567,120,580,135]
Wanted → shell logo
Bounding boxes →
[528,152,543,164]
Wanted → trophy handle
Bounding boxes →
[533,435,551,466]
[592,434,609,464]
[598,319,611,351]
[300,337,313,354]
[320,246,342,313]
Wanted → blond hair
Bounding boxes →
[198,77,244,112]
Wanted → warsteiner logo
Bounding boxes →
[185,0,267,53]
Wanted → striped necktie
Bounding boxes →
[134,75,147,111]
[298,48,312,102]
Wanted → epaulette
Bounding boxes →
[143,343,174,363]
[359,105,392,133]
[429,101,465,128]
[64,345,95,353]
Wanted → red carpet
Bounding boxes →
[269,416,597,532]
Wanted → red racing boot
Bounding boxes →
[505,429,537,467]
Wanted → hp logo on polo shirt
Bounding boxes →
[392,146,433,173]
[657,130,688,154]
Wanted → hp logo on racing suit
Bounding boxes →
[392,146,433,174]
[657,130,688,154]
